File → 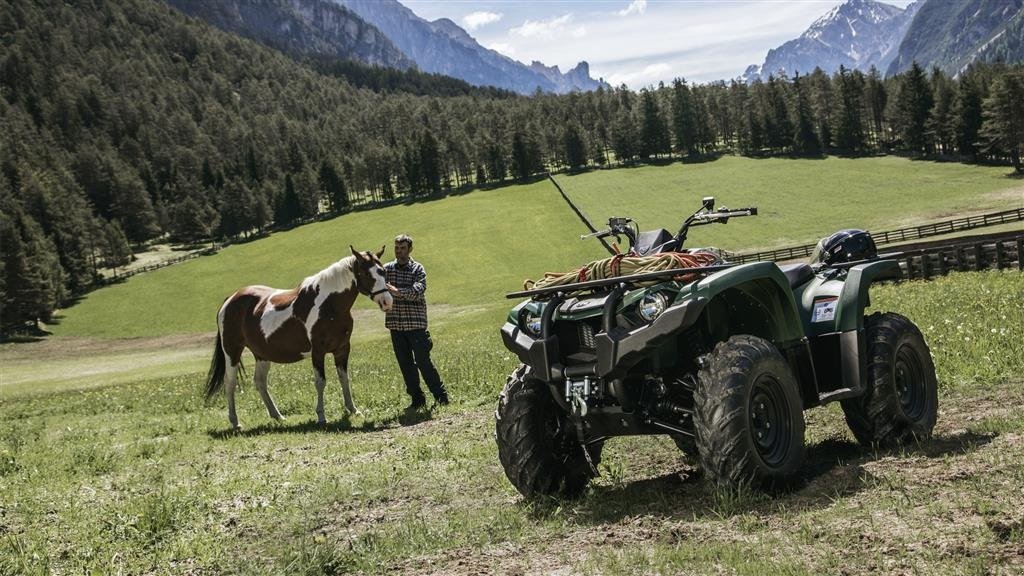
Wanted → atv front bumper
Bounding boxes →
[500,296,706,382]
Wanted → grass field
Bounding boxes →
[2,271,1022,575]
[559,156,1022,251]
[1,157,1022,574]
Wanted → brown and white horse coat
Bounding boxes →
[205,246,393,429]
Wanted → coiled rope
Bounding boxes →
[524,251,721,291]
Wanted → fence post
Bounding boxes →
[921,252,931,279]
[905,256,915,279]
[995,241,1005,270]
[974,244,983,271]
[937,249,947,276]
[1018,237,1024,272]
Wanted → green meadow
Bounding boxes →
[1,157,1023,575]
[560,156,1022,251]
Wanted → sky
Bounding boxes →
[402,0,916,88]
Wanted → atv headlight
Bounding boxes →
[638,293,667,323]
[519,308,543,337]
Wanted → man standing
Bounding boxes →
[384,234,449,410]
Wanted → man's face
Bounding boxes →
[394,241,411,261]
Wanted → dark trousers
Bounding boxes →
[390,329,447,403]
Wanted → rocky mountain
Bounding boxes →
[334,0,608,94]
[164,0,413,70]
[743,0,920,81]
[886,0,1024,76]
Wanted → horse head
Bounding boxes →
[350,245,393,312]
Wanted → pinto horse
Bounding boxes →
[205,246,394,429]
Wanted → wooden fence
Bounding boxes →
[726,207,1024,264]
[893,235,1024,280]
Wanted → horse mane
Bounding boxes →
[300,255,357,295]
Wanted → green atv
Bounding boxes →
[495,197,938,498]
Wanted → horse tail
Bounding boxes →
[205,329,226,400]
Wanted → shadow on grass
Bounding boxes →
[206,407,440,439]
[548,431,995,525]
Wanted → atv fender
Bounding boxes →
[688,262,818,405]
[836,260,902,332]
[690,261,805,343]
[799,259,902,403]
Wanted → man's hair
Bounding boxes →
[394,234,413,247]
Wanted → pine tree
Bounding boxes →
[671,79,698,156]
[764,76,793,154]
[954,69,986,161]
[563,122,588,170]
[274,174,302,227]
[895,62,934,154]
[419,130,442,194]
[611,111,640,163]
[639,89,670,158]
[100,220,132,269]
[790,73,821,156]
[832,67,867,154]
[979,70,1024,172]
[927,68,957,155]
[319,161,348,212]
[808,68,833,152]
[864,66,887,149]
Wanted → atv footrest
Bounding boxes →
[818,387,860,404]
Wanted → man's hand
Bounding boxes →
[386,283,401,297]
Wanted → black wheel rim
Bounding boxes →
[749,375,792,468]
[895,343,927,422]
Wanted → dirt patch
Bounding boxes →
[0,333,214,363]
[380,383,1024,575]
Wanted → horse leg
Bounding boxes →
[254,360,284,421]
[334,346,360,415]
[312,354,328,424]
[225,361,241,430]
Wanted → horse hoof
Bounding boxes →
[232,425,242,432]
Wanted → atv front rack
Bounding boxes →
[505,264,737,300]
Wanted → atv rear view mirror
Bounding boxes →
[702,197,715,210]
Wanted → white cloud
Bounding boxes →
[511,14,574,39]
[462,11,502,31]
[618,0,647,17]
[605,63,671,86]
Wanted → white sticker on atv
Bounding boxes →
[812,297,838,323]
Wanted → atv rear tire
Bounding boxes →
[694,335,806,491]
[841,312,938,448]
[495,364,602,499]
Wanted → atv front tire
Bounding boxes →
[495,365,602,499]
[841,312,938,448]
[694,335,806,491]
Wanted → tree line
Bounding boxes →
[1,0,1023,336]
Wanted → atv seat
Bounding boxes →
[634,229,673,256]
[779,263,815,288]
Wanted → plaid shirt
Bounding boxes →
[384,258,429,331]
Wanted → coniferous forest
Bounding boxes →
[1,0,1023,335]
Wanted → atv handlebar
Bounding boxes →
[692,206,758,222]
[580,198,758,253]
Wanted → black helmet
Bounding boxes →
[810,229,877,266]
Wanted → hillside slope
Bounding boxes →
[336,0,608,94]
[47,157,1022,339]
[745,0,919,81]
[887,0,1024,76]
[164,0,413,69]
